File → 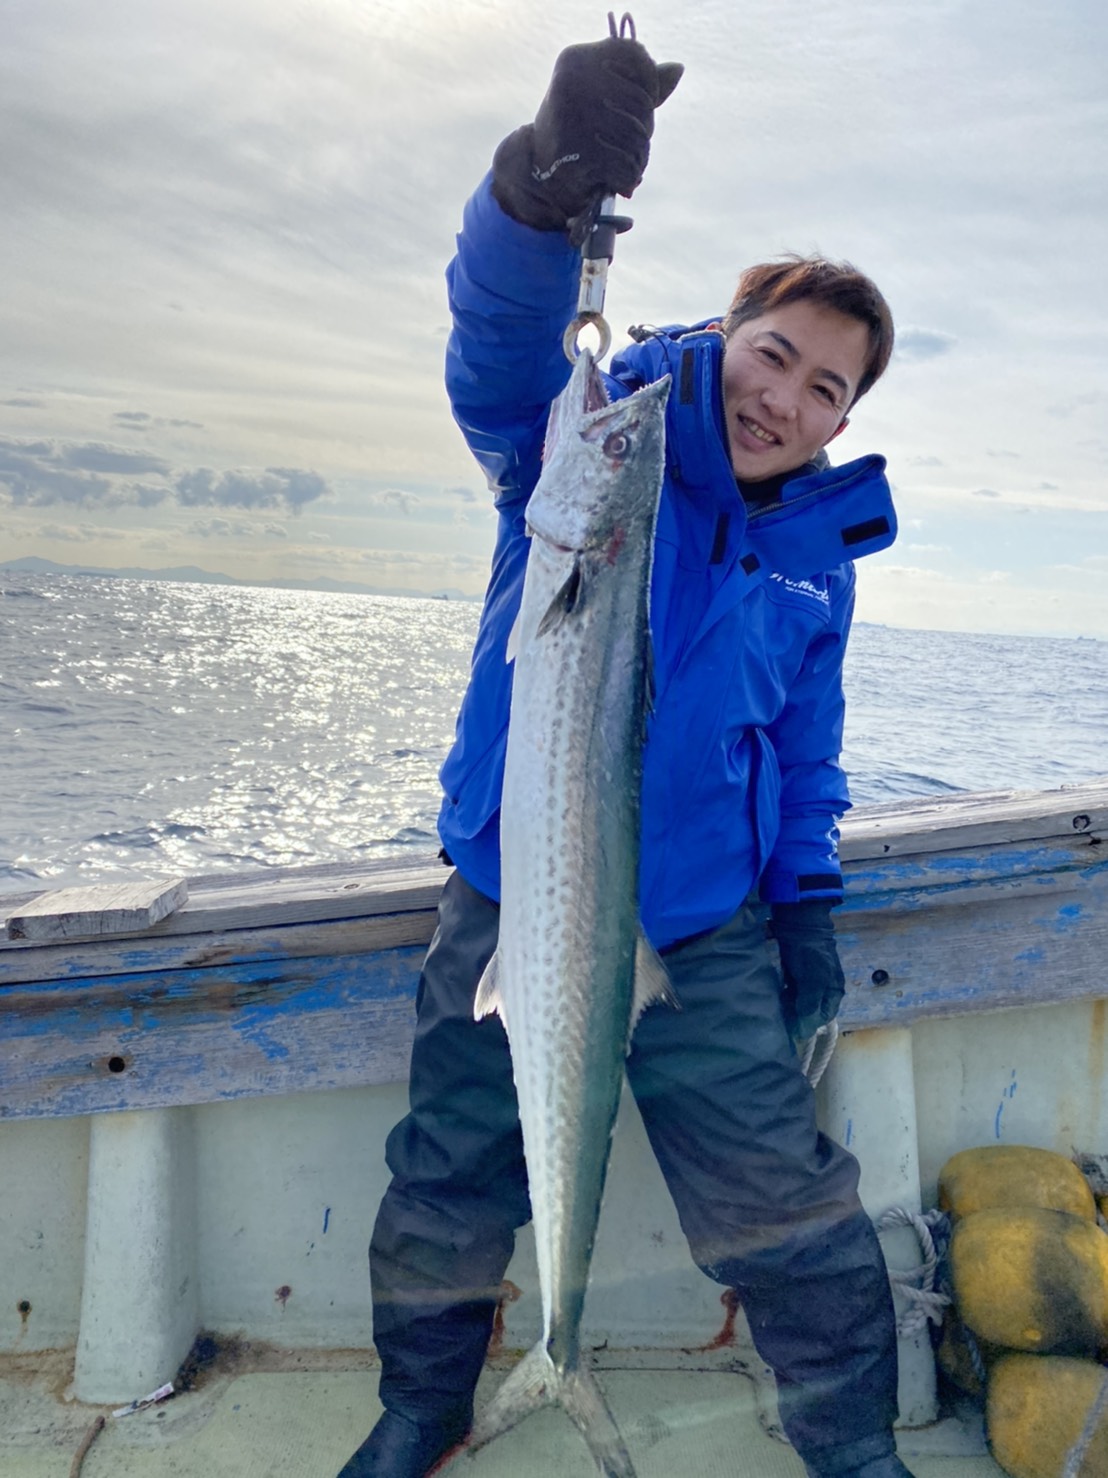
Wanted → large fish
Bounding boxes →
[465,349,673,1478]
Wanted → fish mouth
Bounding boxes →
[542,349,610,465]
[576,349,610,416]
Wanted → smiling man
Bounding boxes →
[721,259,889,475]
[340,29,909,1478]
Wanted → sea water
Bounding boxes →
[2,572,1105,895]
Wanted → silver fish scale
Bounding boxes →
[468,356,669,1476]
[502,547,645,1362]
[495,371,668,1374]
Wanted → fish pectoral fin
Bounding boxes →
[473,951,504,1022]
[630,931,679,1037]
[536,556,584,638]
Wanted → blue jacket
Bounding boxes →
[438,176,897,949]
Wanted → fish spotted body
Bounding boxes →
[466,349,672,1477]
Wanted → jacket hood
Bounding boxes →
[609,322,897,575]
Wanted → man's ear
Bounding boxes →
[827,417,850,443]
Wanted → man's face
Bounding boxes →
[720,299,871,483]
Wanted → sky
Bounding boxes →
[2,0,1107,637]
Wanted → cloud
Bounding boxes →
[114,410,204,430]
[894,328,957,362]
[356,546,489,578]
[60,443,170,476]
[0,437,113,505]
[1045,392,1103,420]
[1049,555,1108,575]
[131,482,173,508]
[36,520,126,543]
[2,397,43,408]
[176,466,327,511]
[970,487,1001,498]
[0,436,330,511]
[909,455,944,467]
[448,484,480,504]
[188,516,289,539]
[869,564,953,583]
[987,449,1020,459]
[366,487,421,515]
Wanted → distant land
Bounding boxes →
[0,556,479,603]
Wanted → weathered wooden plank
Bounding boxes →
[0,857,444,951]
[1,858,1105,1120]
[0,911,436,988]
[2,837,1101,990]
[2,781,1103,953]
[0,841,1093,989]
[843,834,1102,902]
[839,867,1108,1026]
[0,946,427,1120]
[838,779,1107,861]
[5,878,189,942]
[1,781,1105,1121]
[2,801,1104,984]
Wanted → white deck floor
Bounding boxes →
[0,1350,1006,1478]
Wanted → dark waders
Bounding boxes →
[368,870,900,1473]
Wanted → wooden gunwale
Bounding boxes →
[0,779,1105,1122]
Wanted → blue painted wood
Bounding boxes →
[0,946,427,1120]
[2,797,1105,1122]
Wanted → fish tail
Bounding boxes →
[562,1363,638,1478]
[467,1340,637,1477]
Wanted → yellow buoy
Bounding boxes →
[988,1353,1108,1478]
[939,1145,1096,1223]
[950,1207,1108,1356]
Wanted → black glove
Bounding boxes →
[491,36,683,234]
[771,901,846,1044]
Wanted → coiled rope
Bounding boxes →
[875,1206,953,1335]
[1062,1368,1108,1478]
[799,1019,839,1087]
[798,1024,952,1334]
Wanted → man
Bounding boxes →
[340,29,911,1478]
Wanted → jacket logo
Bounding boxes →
[768,573,830,606]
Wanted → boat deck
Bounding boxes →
[5,780,1105,1478]
[0,1349,1005,1477]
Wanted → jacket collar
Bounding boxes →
[610,323,898,576]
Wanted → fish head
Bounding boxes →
[528,350,671,556]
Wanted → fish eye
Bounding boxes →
[603,431,630,458]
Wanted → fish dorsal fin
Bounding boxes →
[536,555,585,638]
[630,931,678,1042]
[474,951,504,1022]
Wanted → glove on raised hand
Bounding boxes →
[492,36,683,234]
[771,901,847,1044]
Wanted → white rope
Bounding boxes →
[796,1026,953,1338]
[1062,1368,1108,1478]
[800,1019,839,1087]
[876,1206,952,1336]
